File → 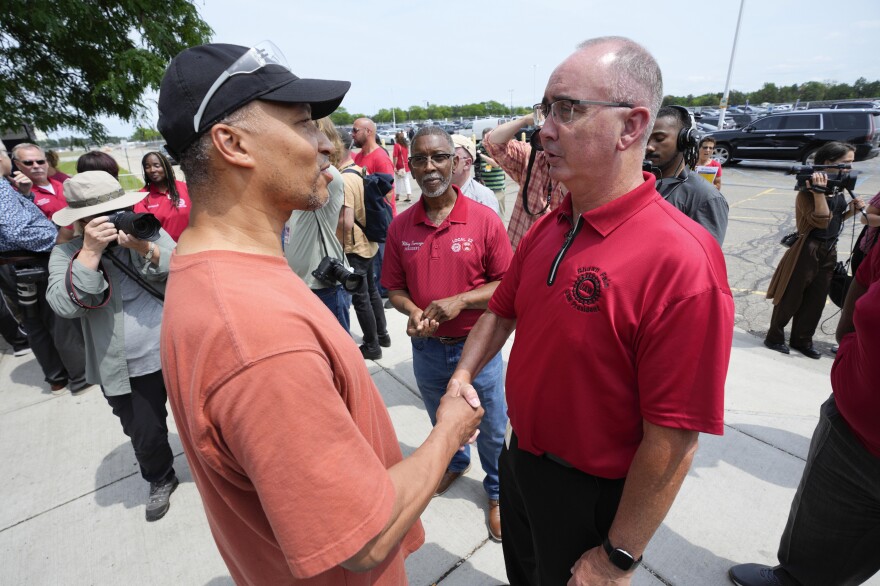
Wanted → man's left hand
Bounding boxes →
[568,546,632,586]
[116,231,150,256]
[423,296,466,324]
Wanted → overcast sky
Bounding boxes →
[91,0,880,138]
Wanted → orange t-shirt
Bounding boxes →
[161,250,423,585]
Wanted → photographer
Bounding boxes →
[765,142,866,359]
[284,118,354,332]
[45,171,179,522]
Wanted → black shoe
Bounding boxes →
[146,475,179,522]
[790,344,821,359]
[728,564,785,586]
[763,340,790,355]
[359,344,382,360]
[831,344,839,355]
[378,333,391,348]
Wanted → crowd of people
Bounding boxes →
[1,33,878,586]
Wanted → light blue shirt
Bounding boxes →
[0,179,57,252]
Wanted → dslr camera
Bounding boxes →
[311,256,364,293]
[107,211,161,241]
[13,265,49,318]
[789,164,860,194]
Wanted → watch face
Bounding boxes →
[608,548,636,571]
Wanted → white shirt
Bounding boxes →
[459,177,501,216]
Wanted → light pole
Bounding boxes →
[533,64,537,104]
[509,89,514,116]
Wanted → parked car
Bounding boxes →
[376,128,400,145]
[707,108,880,166]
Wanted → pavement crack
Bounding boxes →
[724,423,806,462]
[431,538,491,585]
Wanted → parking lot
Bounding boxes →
[715,156,878,352]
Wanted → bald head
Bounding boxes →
[351,118,377,149]
[573,37,663,146]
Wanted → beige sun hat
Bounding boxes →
[52,171,146,226]
[450,134,476,162]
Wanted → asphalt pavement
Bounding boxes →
[2,160,879,585]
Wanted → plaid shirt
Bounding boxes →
[483,132,566,250]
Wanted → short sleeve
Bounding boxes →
[488,229,530,319]
[209,351,397,579]
[636,288,734,435]
[380,217,407,292]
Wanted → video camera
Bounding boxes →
[107,211,161,241]
[311,256,364,293]
[789,164,860,194]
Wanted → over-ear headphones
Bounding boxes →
[669,105,697,153]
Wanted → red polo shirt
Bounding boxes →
[31,179,67,221]
[832,243,880,457]
[489,173,733,478]
[134,180,191,241]
[382,186,512,338]
[353,147,397,216]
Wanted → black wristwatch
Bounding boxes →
[602,537,642,571]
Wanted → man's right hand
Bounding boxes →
[82,216,118,254]
[436,379,484,448]
[407,308,439,337]
[11,171,32,196]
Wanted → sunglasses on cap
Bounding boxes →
[193,40,290,132]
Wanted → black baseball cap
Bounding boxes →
[158,43,350,159]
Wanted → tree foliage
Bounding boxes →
[1,0,212,142]
[664,78,880,108]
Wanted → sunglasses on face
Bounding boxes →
[17,159,46,166]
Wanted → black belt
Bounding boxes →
[435,335,468,346]
[510,429,575,468]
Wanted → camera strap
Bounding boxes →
[104,249,165,303]
[521,144,553,217]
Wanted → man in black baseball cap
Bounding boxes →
[157,42,484,585]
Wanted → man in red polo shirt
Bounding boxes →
[11,143,67,221]
[451,37,734,585]
[382,126,512,542]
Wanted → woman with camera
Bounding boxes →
[45,171,180,522]
[765,142,866,359]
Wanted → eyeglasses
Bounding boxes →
[193,40,290,132]
[351,128,362,134]
[533,99,634,127]
[408,153,454,168]
[16,159,46,166]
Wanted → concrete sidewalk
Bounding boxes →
[1,313,877,585]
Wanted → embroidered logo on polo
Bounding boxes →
[451,237,474,253]
[402,240,423,252]
[564,266,610,313]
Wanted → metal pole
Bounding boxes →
[718,0,745,131]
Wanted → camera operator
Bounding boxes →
[45,171,179,521]
[284,118,355,332]
[765,141,866,359]
[1,140,89,391]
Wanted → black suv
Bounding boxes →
[708,109,880,166]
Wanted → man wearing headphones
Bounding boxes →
[646,106,729,245]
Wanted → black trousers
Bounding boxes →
[500,432,625,585]
[346,252,387,347]
[104,370,175,484]
[15,267,87,388]
[767,237,837,348]
[0,287,28,351]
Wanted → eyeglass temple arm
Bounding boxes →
[193,71,232,132]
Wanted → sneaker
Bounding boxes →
[145,475,179,522]
[13,346,32,357]
[728,564,787,586]
[378,333,392,348]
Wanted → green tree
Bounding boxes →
[798,81,827,101]
[130,126,162,141]
[329,107,353,126]
[1,1,212,142]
